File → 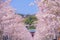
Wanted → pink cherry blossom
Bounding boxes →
[34,0,60,40]
[0,0,33,40]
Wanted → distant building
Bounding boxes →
[29,29,35,37]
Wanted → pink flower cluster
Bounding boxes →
[0,0,33,40]
[34,0,60,40]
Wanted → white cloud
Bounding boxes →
[29,2,35,6]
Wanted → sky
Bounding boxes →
[10,0,38,15]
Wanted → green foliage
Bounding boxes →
[24,15,37,25]
[24,15,37,29]
[29,25,36,29]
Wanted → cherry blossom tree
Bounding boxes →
[34,0,60,40]
[0,0,33,40]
